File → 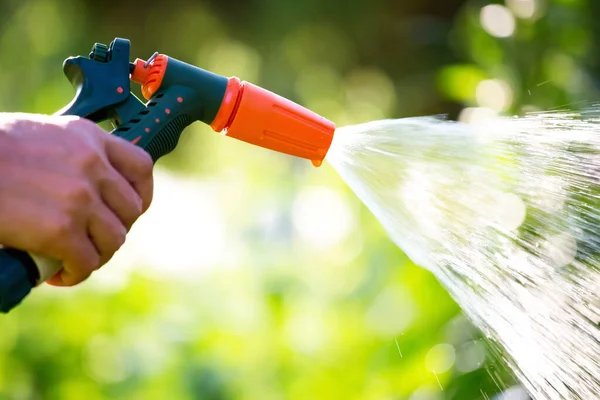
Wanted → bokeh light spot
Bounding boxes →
[476,79,514,112]
[506,0,538,19]
[480,5,516,38]
[345,68,397,116]
[201,39,262,83]
[545,233,578,267]
[292,186,356,251]
[459,107,499,125]
[409,386,444,400]
[83,335,129,384]
[456,340,486,373]
[425,343,456,374]
[494,193,527,231]
[365,287,417,336]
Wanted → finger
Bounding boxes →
[88,202,127,266]
[46,237,100,287]
[99,167,143,230]
[105,136,154,212]
[45,271,65,286]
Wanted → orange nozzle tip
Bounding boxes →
[216,79,336,163]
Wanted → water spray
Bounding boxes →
[3,36,600,400]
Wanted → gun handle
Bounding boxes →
[0,250,61,313]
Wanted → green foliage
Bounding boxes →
[0,0,594,398]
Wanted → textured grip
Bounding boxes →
[145,114,192,163]
[0,249,39,313]
[109,88,197,164]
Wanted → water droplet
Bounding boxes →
[494,193,527,231]
[535,178,566,213]
[456,340,486,373]
[492,386,530,400]
[545,233,578,267]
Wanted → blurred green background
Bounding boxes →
[0,0,595,399]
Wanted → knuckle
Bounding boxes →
[107,229,126,255]
[139,152,154,175]
[100,252,117,268]
[74,149,103,173]
[130,198,143,218]
[89,259,102,272]
[75,259,101,280]
[130,151,154,182]
[116,229,127,247]
[88,251,101,269]
[64,182,95,207]
[126,210,142,229]
[37,216,72,256]
[98,219,127,259]
[49,215,73,238]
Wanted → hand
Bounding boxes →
[0,113,154,286]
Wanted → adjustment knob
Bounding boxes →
[89,43,109,62]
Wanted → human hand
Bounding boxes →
[0,113,154,286]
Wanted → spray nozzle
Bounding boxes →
[130,54,336,167]
[210,77,335,167]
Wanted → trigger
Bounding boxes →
[55,38,133,122]
[56,57,128,122]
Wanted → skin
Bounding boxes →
[0,113,154,287]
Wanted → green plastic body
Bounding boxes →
[110,57,228,161]
[160,57,228,125]
[57,37,229,162]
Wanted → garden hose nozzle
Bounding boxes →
[0,37,336,313]
[130,56,336,166]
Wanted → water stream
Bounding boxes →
[326,109,600,399]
